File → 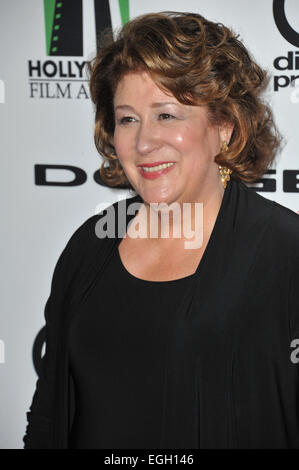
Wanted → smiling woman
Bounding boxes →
[23,11,299,450]
[112,70,230,207]
[110,68,231,277]
[88,11,281,189]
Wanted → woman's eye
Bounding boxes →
[117,114,175,125]
[159,113,175,120]
[118,116,135,125]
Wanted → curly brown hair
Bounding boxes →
[88,11,282,189]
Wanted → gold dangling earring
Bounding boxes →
[218,140,232,189]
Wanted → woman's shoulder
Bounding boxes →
[265,197,299,252]
[62,194,142,259]
[240,182,299,255]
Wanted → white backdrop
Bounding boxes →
[0,0,298,449]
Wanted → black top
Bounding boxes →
[68,244,198,449]
[23,177,299,449]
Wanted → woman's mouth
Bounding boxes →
[138,162,176,179]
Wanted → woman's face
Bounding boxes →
[113,70,230,205]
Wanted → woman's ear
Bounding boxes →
[219,123,235,145]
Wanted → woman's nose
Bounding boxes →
[135,120,161,155]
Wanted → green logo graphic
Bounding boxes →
[43,0,130,56]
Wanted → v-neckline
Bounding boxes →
[115,179,233,283]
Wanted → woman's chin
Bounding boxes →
[138,188,175,206]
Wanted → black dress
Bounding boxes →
[68,244,199,449]
[23,177,299,449]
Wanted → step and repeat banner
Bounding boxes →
[0,0,298,448]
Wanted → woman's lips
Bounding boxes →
[138,163,176,180]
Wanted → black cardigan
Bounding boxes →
[23,177,299,449]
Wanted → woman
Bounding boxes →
[23,11,299,449]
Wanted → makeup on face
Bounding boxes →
[137,161,176,179]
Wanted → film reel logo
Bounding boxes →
[43,0,130,56]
